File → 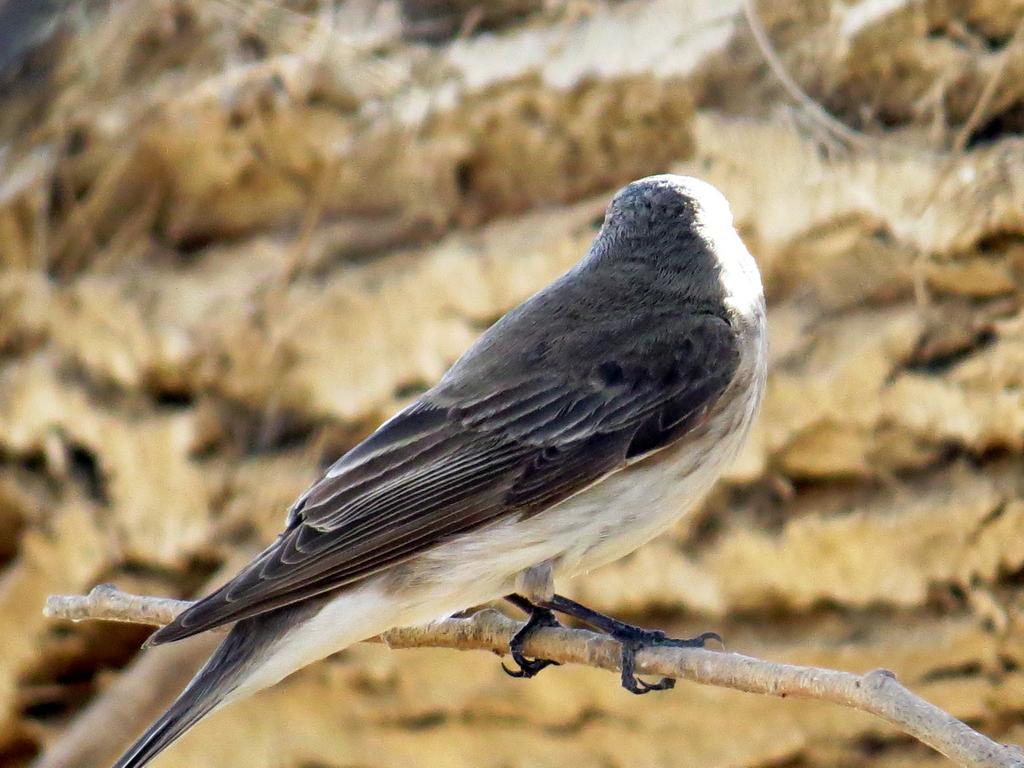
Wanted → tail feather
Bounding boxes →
[111,685,222,768]
[112,628,249,768]
[112,597,328,768]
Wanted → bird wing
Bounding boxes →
[150,313,740,644]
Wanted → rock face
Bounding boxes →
[2,1,1024,766]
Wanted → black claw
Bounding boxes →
[690,630,724,649]
[502,656,558,678]
[614,626,720,695]
[617,632,673,694]
[502,602,561,680]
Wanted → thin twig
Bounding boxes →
[742,0,874,153]
[910,15,1024,308]
[45,584,192,627]
[45,586,1024,768]
[952,17,1024,154]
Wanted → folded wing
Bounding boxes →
[149,313,739,644]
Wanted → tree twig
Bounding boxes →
[45,584,192,627]
[742,0,874,153]
[951,16,1024,154]
[45,585,1024,768]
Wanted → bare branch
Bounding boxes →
[45,584,192,627]
[45,587,1024,768]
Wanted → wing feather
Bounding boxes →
[149,312,741,644]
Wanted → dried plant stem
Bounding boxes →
[951,17,1024,154]
[45,585,1023,768]
[742,0,873,152]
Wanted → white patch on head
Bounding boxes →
[639,174,764,325]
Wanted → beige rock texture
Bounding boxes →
[2,0,1024,766]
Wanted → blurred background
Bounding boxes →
[1,0,1024,766]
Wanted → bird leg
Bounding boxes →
[541,593,722,694]
[501,594,562,678]
[502,563,562,677]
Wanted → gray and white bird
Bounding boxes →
[113,174,767,768]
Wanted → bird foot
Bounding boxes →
[613,626,722,694]
[541,593,721,695]
[503,593,721,693]
[502,605,562,679]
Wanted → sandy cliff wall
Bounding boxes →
[1,1,1024,766]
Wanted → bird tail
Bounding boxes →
[112,597,328,768]
[111,677,221,768]
[111,624,251,768]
